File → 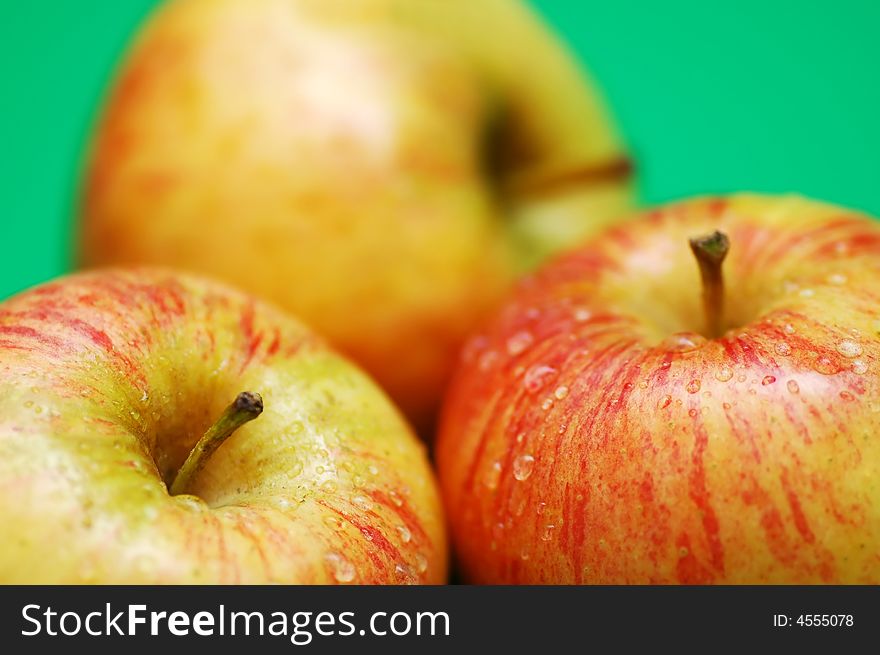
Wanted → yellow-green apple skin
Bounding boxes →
[0,269,446,584]
[79,0,634,432]
[437,195,880,584]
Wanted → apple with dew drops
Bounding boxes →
[437,194,880,583]
[0,269,445,583]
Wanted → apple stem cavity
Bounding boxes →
[169,391,264,496]
[689,230,730,339]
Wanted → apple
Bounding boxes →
[437,194,880,584]
[78,0,634,432]
[0,268,446,583]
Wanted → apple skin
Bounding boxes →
[0,269,446,584]
[78,0,634,432]
[437,194,880,584]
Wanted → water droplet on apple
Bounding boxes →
[325,552,356,583]
[290,460,304,477]
[623,382,635,392]
[506,331,534,356]
[783,323,796,335]
[478,350,499,371]
[23,400,33,409]
[352,495,373,512]
[520,549,530,561]
[762,375,776,386]
[415,553,428,573]
[484,461,502,490]
[541,398,554,411]
[837,340,862,358]
[321,479,338,494]
[852,359,868,374]
[572,307,592,323]
[722,402,732,410]
[396,525,412,543]
[688,408,697,417]
[660,361,672,370]
[799,288,815,298]
[540,524,556,542]
[292,485,309,503]
[523,365,557,393]
[787,380,800,394]
[686,379,701,394]
[536,501,547,516]
[513,454,536,481]
[814,356,839,375]
[775,342,792,356]
[665,333,705,352]
[714,367,733,382]
[324,516,343,529]
[839,390,856,402]
[659,395,672,409]
[827,273,847,285]
[389,490,404,507]
[553,385,569,400]
[394,562,416,584]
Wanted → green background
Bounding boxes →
[1,0,878,301]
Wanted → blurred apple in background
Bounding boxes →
[437,195,880,583]
[0,269,445,583]
[78,0,634,432]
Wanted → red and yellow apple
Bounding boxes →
[437,194,880,583]
[78,0,634,432]
[0,269,446,583]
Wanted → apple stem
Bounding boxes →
[689,230,730,339]
[169,392,263,496]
